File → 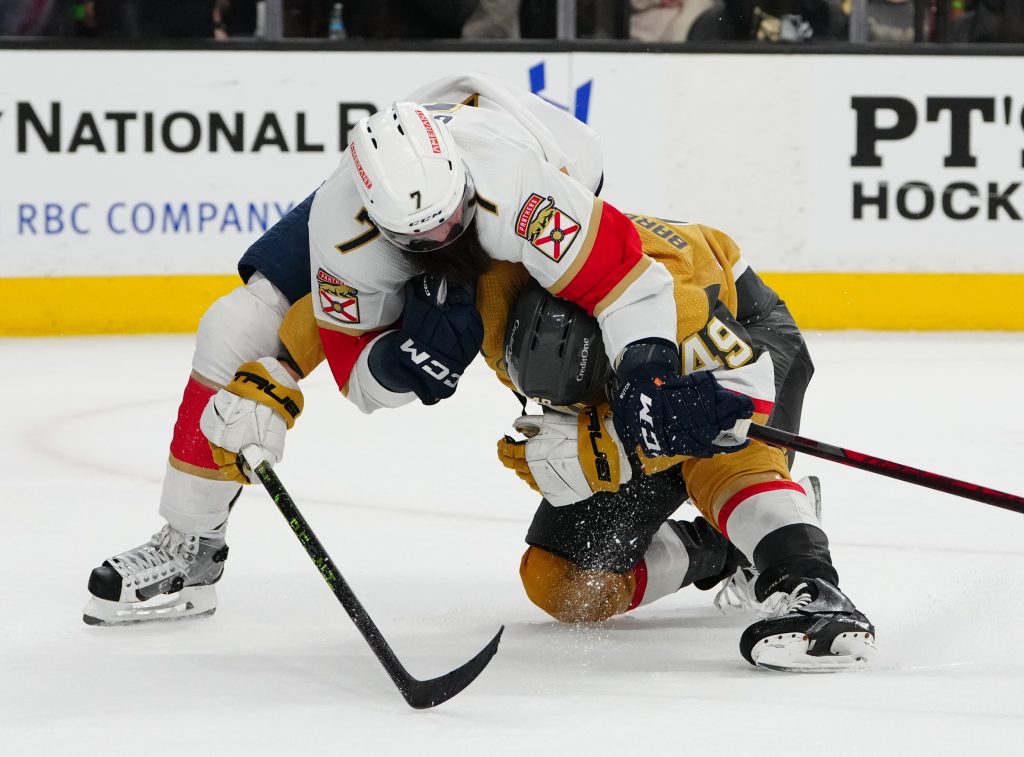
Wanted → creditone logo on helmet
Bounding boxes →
[415,110,443,154]
[576,338,591,382]
[504,318,520,370]
[514,193,581,262]
[316,268,360,324]
[349,143,372,189]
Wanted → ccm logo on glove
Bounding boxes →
[637,392,661,454]
[369,273,483,405]
[398,339,460,388]
[613,362,754,459]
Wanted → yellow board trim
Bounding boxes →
[0,274,239,336]
[1,272,1023,336]
[761,273,1024,331]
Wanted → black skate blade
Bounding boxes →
[400,626,504,709]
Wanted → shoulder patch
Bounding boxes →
[514,193,581,263]
[317,269,360,324]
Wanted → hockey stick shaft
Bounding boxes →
[241,447,502,708]
[748,423,1024,514]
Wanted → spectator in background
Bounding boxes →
[687,0,846,41]
[630,0,716,41]
[1,0,58,34]
[59,0,257,39]
[283,0,326,37]
[213,0,257,38]
[128,0,214,37]
[463,0,520,38]
[342,0,478,38]
[964,0,1024,41]
[520,0,624,39]
[866,0,913,41]
[519,0,554,36]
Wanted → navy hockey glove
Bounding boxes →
[370,274,484,405]
[611,340,754,459]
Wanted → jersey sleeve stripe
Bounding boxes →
[551,201,645,315]
[187,370,222,391]
[548,199,604,294]
[316,318,374,337]
[318,326,386,393]
[593,255,653,318]
[168,456,232,480]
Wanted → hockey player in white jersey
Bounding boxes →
[82,72,868,671]
[83,73,644,625]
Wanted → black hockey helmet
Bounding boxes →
[504,282,612,406]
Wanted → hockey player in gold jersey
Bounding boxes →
[491,216,876,671]
[81,73,873,671]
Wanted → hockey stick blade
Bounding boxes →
[240,446,503,708]
[748,424,1024,514]
[401,626,504,709]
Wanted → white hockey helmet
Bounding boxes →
[347,102,477,252]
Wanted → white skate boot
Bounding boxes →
[83,523,228,626]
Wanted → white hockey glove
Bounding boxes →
[497,405,632,507]
[199,357,304,484]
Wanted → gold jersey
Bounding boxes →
[479,216,791,532]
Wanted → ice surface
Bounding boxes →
[2,332,1023,756]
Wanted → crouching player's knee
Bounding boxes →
[519,547,637,623]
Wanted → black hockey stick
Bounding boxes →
[241,447,503,708]
[748,423,1024,514]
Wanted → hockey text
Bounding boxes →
[850,95,1024,222]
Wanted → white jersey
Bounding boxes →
[307,75,676,413]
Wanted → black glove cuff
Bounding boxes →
[614,338,681,382]
[367,331,414,393]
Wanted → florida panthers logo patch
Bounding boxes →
[317,269,360,324]
[514,193,581,263]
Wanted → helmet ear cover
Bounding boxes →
[504,282,612,407]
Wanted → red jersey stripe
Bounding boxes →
[718,480,806,540]
[627,559,649,611]
[724,389,774,416]
[170,377,219,470]
[319,326,386,391]
[552,201,644,316]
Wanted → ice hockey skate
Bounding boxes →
[83,523,228,626]
[711,476,821,615]
[739,576,876,672]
